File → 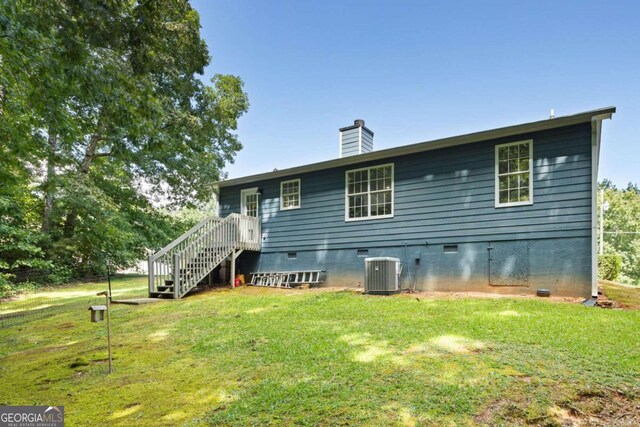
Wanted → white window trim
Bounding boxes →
[240,187,259,217]
[280,179,301,211]
[494,139,534,208]
[344,163,394,222]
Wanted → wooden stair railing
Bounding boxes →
[148,214,261,299]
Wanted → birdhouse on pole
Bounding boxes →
[89,305,107,322]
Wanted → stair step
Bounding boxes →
[150,291,174,298]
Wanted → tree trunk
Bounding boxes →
[41,133,58,234]
[62,132,102,237]
[0,84,5,115]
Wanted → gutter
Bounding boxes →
[590,111,615,298]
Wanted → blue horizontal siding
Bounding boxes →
[220,123,593,254]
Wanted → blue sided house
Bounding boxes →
[148,107,615,299]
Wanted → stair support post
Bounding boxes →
[230,249,244,288]
[148,255,154,295]
[173,253,180,299]
[230,252,236,288]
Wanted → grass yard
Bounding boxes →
[0,277,639,426]
[601,280,640,310]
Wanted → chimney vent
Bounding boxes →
[339,119,373,158]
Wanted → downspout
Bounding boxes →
[590,113,612,298]
[590,119,600,298]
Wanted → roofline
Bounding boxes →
[214,107,615,189]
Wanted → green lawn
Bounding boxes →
[1,277,639,426]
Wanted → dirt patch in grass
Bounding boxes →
[600,281,640,310]
[596,288,624,309]
[475,386,640,426]
[402,290,586,305]
[560,388,640,426]
[474,398,509,424]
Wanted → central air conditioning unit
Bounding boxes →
[364,257,401,294]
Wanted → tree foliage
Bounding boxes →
[0,0,248,294]
[599,180,640,285]
[598,254,622,281]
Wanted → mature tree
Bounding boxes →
[600,182,640,285]
[0,0,248,288]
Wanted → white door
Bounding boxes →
[240,187,259,217]
[240,188,259,244]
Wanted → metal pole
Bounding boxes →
[106,292,112,373]
[107,259,112,302]
[97,291,113,374]
[599,189,604,255]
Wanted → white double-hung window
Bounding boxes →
[345,163,394,220]
[280,179,301,210]
[495,140,533,207]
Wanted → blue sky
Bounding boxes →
[192,0,639,188]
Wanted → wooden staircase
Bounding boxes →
[148,213,261,299]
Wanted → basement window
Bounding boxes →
[444,245,458,253]
[281,179,301,210]
[495,140,533,207]
[287,252,297,259]
[357,249,369,257]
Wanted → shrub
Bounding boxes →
[46,264,74,285]
[0,272,15,299]
[598,254,623,281]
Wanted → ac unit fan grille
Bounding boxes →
[364,257,400,294]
